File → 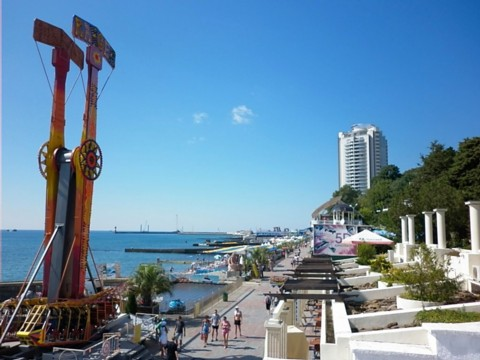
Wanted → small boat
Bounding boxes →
[168,299,186,312]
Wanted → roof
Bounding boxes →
[311,196,343,218]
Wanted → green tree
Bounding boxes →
[128,263,172,307]
[358,178,393,226]
[332,185,361,207]
[374,165,402,183]
[449,137,480,201]
[418,141,456,183]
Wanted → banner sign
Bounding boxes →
[313,224,357,256]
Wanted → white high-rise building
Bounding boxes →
[338,124,388,192]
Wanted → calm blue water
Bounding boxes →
[0,230,231,282]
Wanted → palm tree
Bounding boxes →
[249,247,270,278]
[128,263,172,307]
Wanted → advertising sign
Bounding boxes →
[313,224,357,256]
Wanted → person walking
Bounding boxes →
[233,306,242,338]
[164,340,179,360]
[211,309,221,341]
[221,316,231,349]
[156,317,169,357]
[200,315,211,347]
[265,293,272,314]
[173,315,186,349]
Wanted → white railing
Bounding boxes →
[128,313,157,341]
[52,333,120,360]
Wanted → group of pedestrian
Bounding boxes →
[198,306,243,349]
[153,305,245,356]
[155,315,186,360]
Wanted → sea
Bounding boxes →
[0,230,233,311]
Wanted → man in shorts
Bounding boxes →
[173,315,186,349]
[210,309,221,341]
[233,306,242,338]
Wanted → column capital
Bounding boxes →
[433,208,447,213]
[399,215,407,219]
[465,201,480,208]
[406,214,416,219]
[422,211,434,215]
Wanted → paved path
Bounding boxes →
[145,244,310,359]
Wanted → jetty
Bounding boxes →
[125,247,212,254]
[114,230,180,235]
[114,228,236,236]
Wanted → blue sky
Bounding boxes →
[2,1,480,232]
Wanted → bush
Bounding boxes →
[369,255,392,274]
[356,243,377,265]
[381,244,462,302]
[415,308,480,324]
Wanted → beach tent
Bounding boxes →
[342,229,394,245]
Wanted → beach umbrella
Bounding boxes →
[342,229,394,245]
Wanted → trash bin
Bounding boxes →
[223,292,228,302]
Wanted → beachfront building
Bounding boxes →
[264,200,480,360]
[338,124,388,192]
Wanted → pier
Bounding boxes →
[124,247,214,254]
[114,229,235,236]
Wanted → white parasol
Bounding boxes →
[342,229,394,245]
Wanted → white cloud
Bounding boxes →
[231,105,254,125]
[193,112,208,124]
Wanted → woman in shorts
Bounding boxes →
[200,315,211,347]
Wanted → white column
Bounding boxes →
[434,208,447,249]
[407,214,416,245]
[264,318,287,359]
[466,201,480,253]
[400,216,408,244]
[423,211,434,246]
[387,249,395,263]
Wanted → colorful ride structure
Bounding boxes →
[0,16,119,349]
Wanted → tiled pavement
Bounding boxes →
[144,245,311,359]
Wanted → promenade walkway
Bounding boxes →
[144,244,311,359]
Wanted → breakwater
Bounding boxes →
[125,248,212,254]
[114,230,234,236]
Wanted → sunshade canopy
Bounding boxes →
[343,229,394,245]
